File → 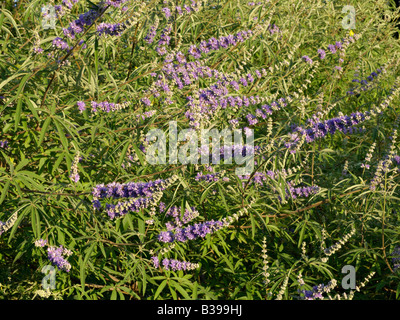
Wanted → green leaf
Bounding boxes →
[138,214,145,243]
[192,281,198,300]
[15,157,29,172]
[119,286,140,299]
[172,281,191,299]
[94,37,99,76]
[8,204,30,242]
[0,10,4,28]
[217,183,230,213]
[298,221,307,248]
[52,152,65,175]
[14,96,22,130]
[0,180,10,205]
[118,141,130,168]
[1,9,21,37]
[0,72,28,92]
[131,143,145,166]
[80,242,96,290]
[250,212,256,239]
[24,97,39,120]
[54,118,69,152]
[38,117,52,146]
[1,151,14,175]
[154,279,167,300]
[169,281,177,299]
[110,289,118,300]
[31,207,41,238]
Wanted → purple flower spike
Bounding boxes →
[318,49,326,59]
[327,44,336,54]
[77,101,86,113]
[302,55,313,65]
[47,245,73,272]
[162,7,171,19]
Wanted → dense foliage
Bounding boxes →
[1,0,400,300]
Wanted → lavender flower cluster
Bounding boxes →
[77,100,130,114]
[164,206,199,231]
[162,7,172,19]
[238,172,268,187]
[285,111,371,154]
[104,0,130,8]
[0,140,8,149]
[33,46,44,54]
[187,30,253,60]
[52,37,72,52]
[314,35,358,62]
[69,152,80,183]
[198,144,255,164]
[156,25,173,56]
[301,55,313,65]
[158,219,224,243]
[195,171,228,183]
[143,51,279,122]
[154,201,255,271]
[151,256,199,271]
[61,0,80,10]
[105,197,156,219]
[298,280,337,300]
[237,171,319,200]
[186,78,287,127]
[370,154,400,190]
[285,184,320,200]
[93,178,176,200]
[391,246,400,272]
[268,24,280,35]
[144,17,159,44]
[96,23,126,36]
[62,7,104,40]
[35,239,48,247]
[175,2,200,16]
[35,239,73,272]
[136,110,156,122]
[244,98,288,126]
[47,245,73,272]
[248,2,263,6]
[54,5,65,17]
[162,0,200,20]
[92,175,178,219]
[143,59,222,109]
[347,68,383,95]
[214,36,359,131]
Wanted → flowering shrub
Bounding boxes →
[1,0,400,300]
